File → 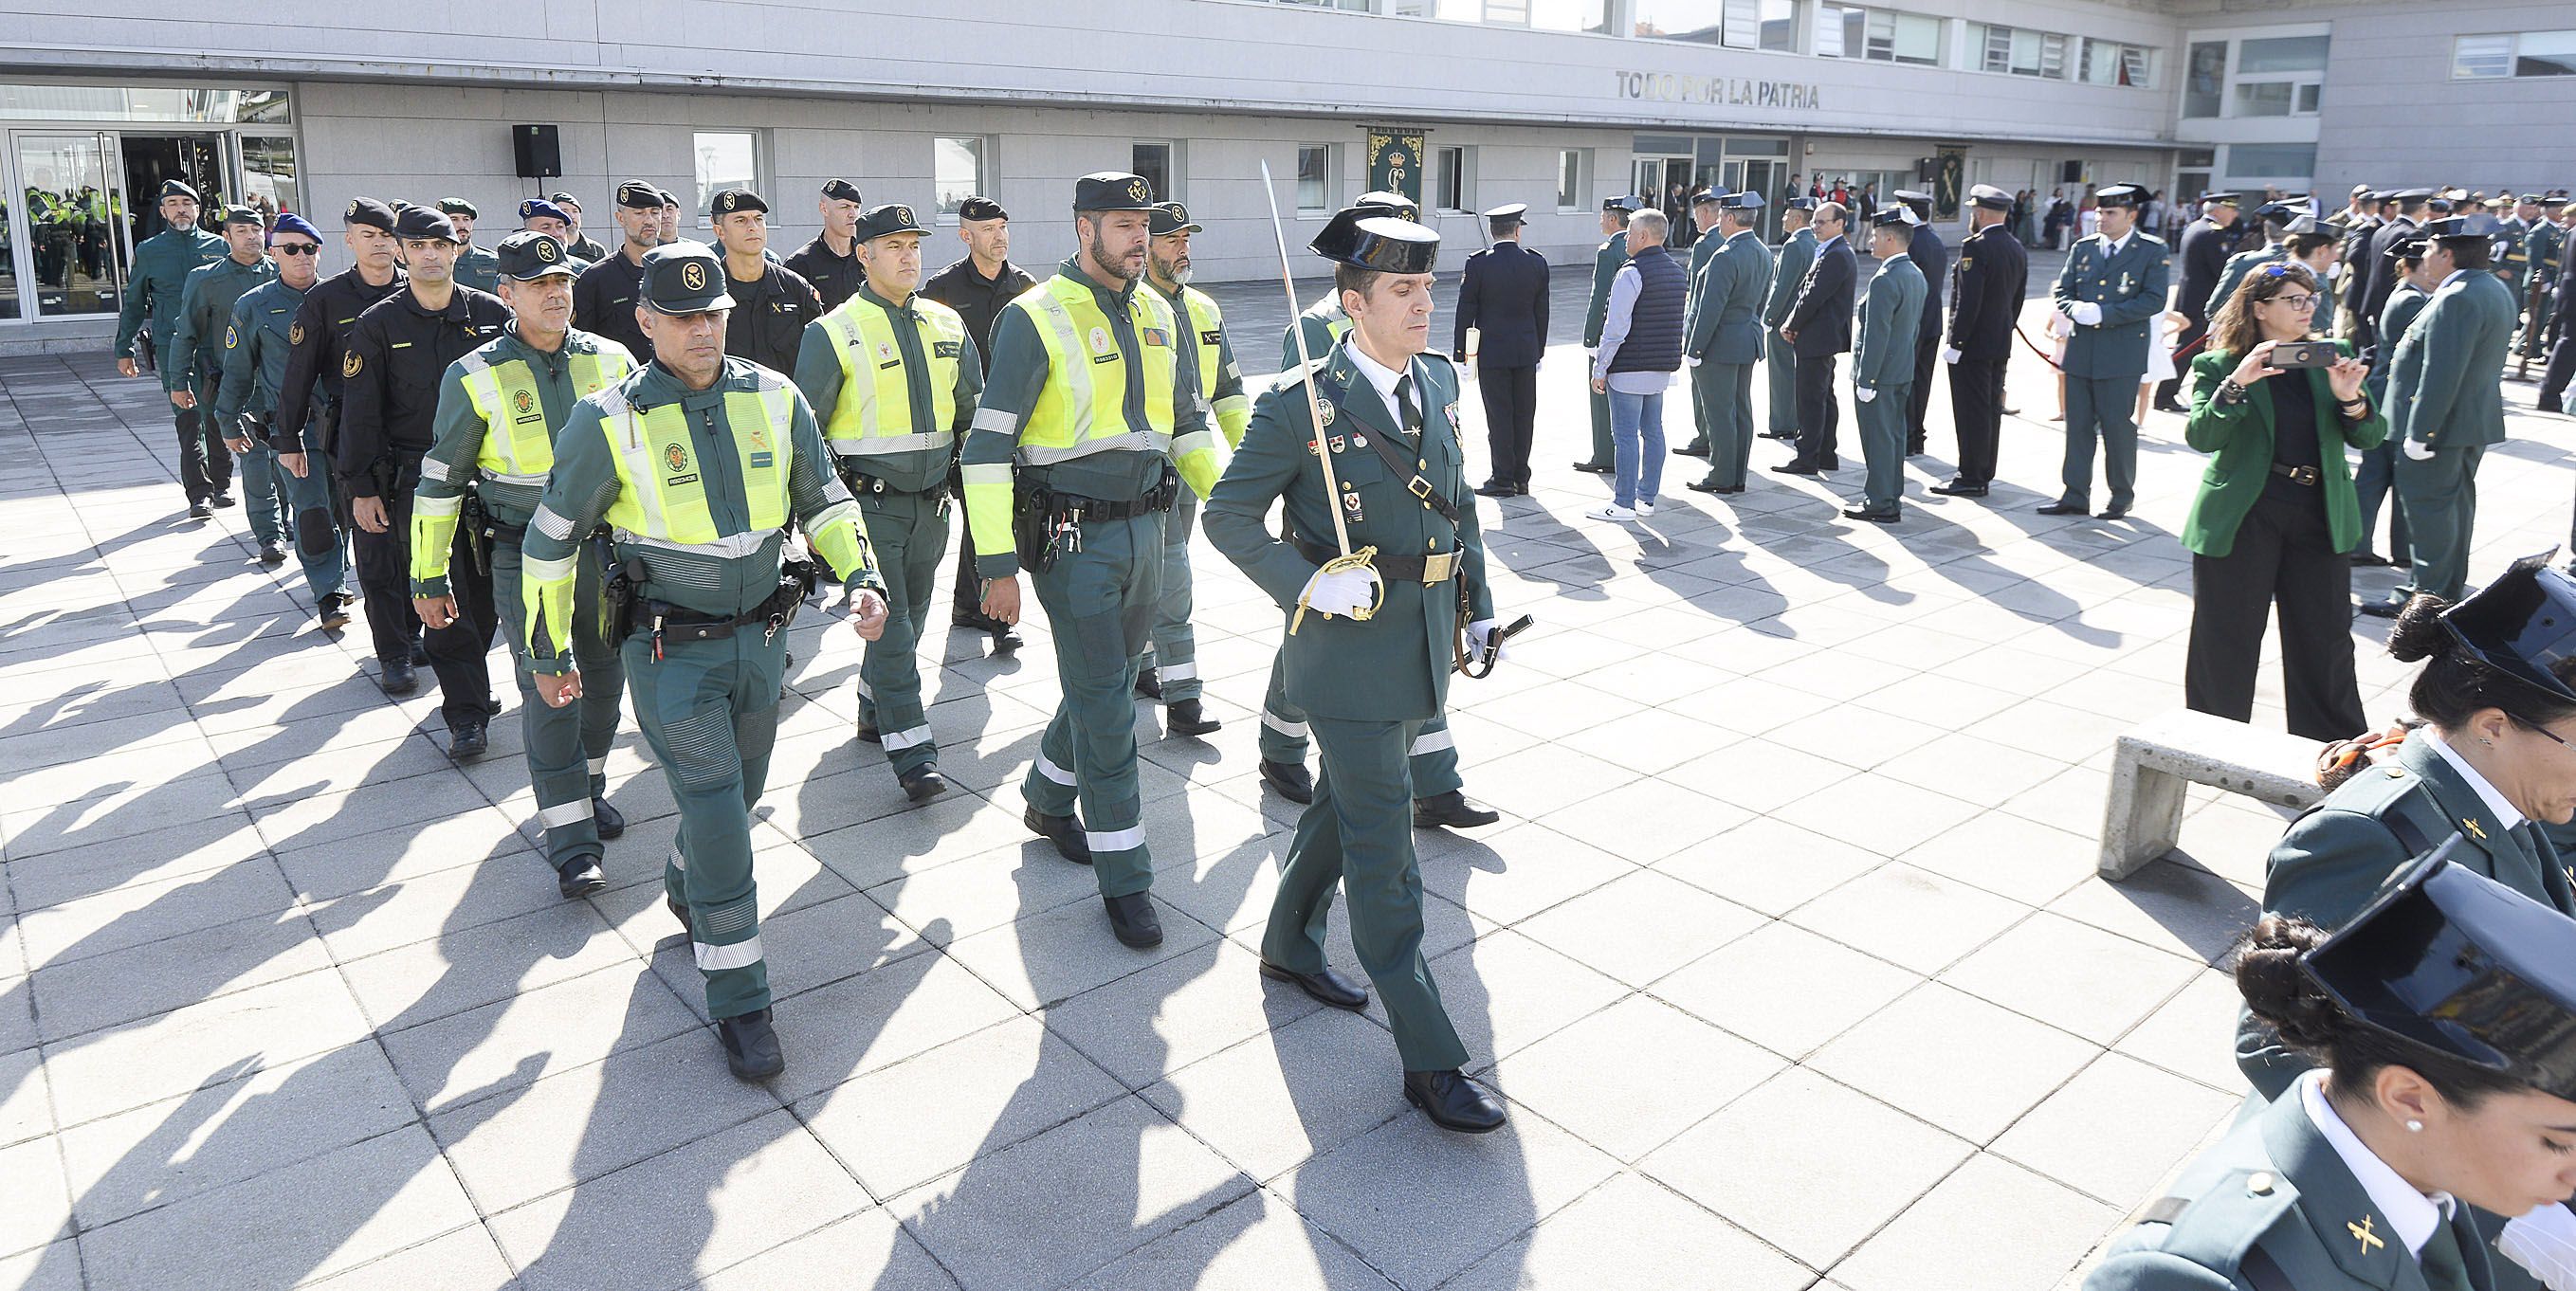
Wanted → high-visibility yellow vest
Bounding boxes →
[595,381,795,555]
[456,346,632,486]
[1171,284,1251,446]
[1006,275,1178,466]
[818,294,967,455]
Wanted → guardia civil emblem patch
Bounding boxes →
[664,442,689,474]
[511,389,537,417]
[1087,326,1111,355]
[341,351,362,378]
[288,322,305,345]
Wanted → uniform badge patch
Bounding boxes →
[1444,402,1459,426]
[664,442,689,474]
[511,389,538,418]
[1328,435,1345,453]
[224,325,238,350]
[680,261,708,293]
[1087,326,1111,355]
[1351,434,1367,448]
[876,340,896,363]
[1316,400,1335,427]
[1141,327,1168,347]
[288,321,305,345]
[1341,486,1363,522]
[748,424,769,450]
[341,351,362,378]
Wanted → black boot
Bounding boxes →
[1260,758,1313,805]
[1135,668,1162,700]
[1024,806,1090,864]
[1403,1068,1507,1133]
[1413,790,1501,828]
[447,715,489,761]
[592,798,625,839]
[900,766,950,803]
[717,1008,785,1082]
[1166,699,1220,736]
[556,856,608,899]
[1104,893,1163,948]
[378,657,418,695]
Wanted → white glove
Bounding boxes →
[2048,313,2076,339]
[2325,260,2346,283]
[1942,347,1963,365]
[2501,1205,2576,1290]
[1466,618,1507,664]
[1301,566,1377,617]
[2403,438,2436,462]
[1582,345,1597,357]
[1686,355,1702,368]
[1854,386,1877,403]
[2070,301,2104,327]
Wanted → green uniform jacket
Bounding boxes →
[1680,232,1720,344]
[2387,271,2519,449]
[1853,252,1926,391]
[1203,339,1493,723]
[454,245,501,295]
[2083,1083,2499,1291]
[170,254,278,407]
[521,358,884,671]
[2054,231,2171,379]
[416,325,640,591]
[789,282,985,494]
[1582,236,1632,348]
[2236,734,2576,1098]
[114,226,227,373]
[1150,279,1251,448]
[1281,290,1349,372]
[215,278,313,427]
[2205,245,2287,319]
[2180,341,2386,558]
[2366,284,2432,405]
[1763,227,1818,329]
[1686,230,1776,365]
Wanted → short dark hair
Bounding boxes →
[1333,264,1384,302]
[2286,231,2336,260]
[2443,239,2494,271]
[1606,207,1632,227]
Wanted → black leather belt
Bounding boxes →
[2270,463,2321,486]
[837,461,950,502]
[1293,536,1458,584]
[1040,490,1171,521]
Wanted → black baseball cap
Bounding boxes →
[640,242,733,314]
[707,188,767,218]
[1074,172,1156,212]
[853,203,926,243]
[1148,202,1201,236]
[496,230,579,281]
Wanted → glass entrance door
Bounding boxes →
[1738,158,1783,239]
[13,131,120,318]
[116,132,228,243]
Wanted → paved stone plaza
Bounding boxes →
[3,272,2572,1290]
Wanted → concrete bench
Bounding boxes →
[2100,709,2327,880]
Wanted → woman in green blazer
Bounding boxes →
[2182,262,2385,739]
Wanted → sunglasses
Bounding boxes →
[272,243,320,255]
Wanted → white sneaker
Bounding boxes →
[1587,504,1638,521]
[1635,500,1657,518]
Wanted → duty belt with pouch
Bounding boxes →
[1291,535,1455,585]
[641,571,812,662]
[835,456,953,517]
[1014,465,1180,573]
[459,489,530,575]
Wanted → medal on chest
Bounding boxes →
[1340,482,1364,524]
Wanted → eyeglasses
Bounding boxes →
[2267,294,2316,311]
[2514,718,2576,755]
[272,243,320,255]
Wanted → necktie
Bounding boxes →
[2418,1213,2474,1291]
[1392,373,1422,439]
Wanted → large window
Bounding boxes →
[1634,0,1798,50]
[1296,144,1337,215]
[2183,41,2226,117]
[2079,38,2155,87]
[1133,141,1177,205]
[1819,5,1942,65]
[1435,145,1473,214]
[691,131,756,225]
[1558,148,1588,211]
[2237,34,2329,74]
[2183,32,2329,118]
[933,136,985,220]
[1394,0,1609,30]
[2455,30,2576,79]
[2224,142,2316,181]
[1971,23,2070,80]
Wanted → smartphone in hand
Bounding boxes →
[2271,340,2336,370]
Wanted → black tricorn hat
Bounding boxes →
[2439,550,2576,705]
[1314,215,1437,273]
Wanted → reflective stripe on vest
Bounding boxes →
[1178,286,1224,409]
[594,381,794,557]
[458,345,631,482]
[820,297,965,457]
[1012,276,1178,466]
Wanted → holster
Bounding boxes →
[460,490,493,576]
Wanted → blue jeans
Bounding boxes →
[1609,388,1667,508]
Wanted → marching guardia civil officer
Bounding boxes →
[412,231,637,898]
[275,198,408,634]
[1761,198,1818,443]
[169,205,279,555]
[1576,195,1639,475]
[522,241,888,1082]
[2366,218,2519,613]
[114,179,229,518]
[791,201,982,804]
[1681,190,1772,496]
[440,198,500,294]
[218,213,352,624]
[1204,213,1509,1135]
[1135,200,1251,739]
[2042,183,2167,520]
[1845,206,1927,523]
[1264,205,1500,832]
[959,172,1221,951]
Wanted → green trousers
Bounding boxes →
[492,538,624,868]
[1258,659,1462,798]
[855,490,947,777]
[2058,374,2142,512]
[2393,441,2486,601]
[1694,362,1757,489]
[1586,380,1614,467]
[1139,493,1204,703]
[1264,715,1468,1072]
[629,629,783,1020]
[1022,509,1163,899]
[1681,364,1709,454]
[1855,382,1911,512]
[1763,333,1800,436]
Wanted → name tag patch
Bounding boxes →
[749,451,774,468]
[933,340,962,358]
[1200,330,1221,347]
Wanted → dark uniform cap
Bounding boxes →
[2092,184,2149,209]
[1689,188,1726,207]
[344,197,398,234]
[1783,197,1818,212]
[1482,201,1528,224]
[2393,234,2432,261]
[1308,197,1417,260]
[435,196,479,219]
[1320,216,1438,274]
[2200,191,2242,207]
[1718,191,1765,211]
[2523,193,2547,205]
[2282,215,2325,235]
[852,202,926,243]
[654,188,682,208]
[518,198,569,224]
[2438,551,2576,704]
[495,230,579,281]
[2386,187,2438,202]
[156,179,200,203]
[615,181,662,210]
[1603,194,1644,213]
[393,206,459,243]
[957,195,1008,222]
[1073,172,1156,212]
[1148,202,1200,237]
[708,188,767,218]
[390,200,414,214]
[1891,189,1934,210]
[639,242,734,314]
[1868,206,1922,229]
[548,191,580,208]
[2424,216,2486,243]
[820,179,864,205]
[2353,183,2376,196]
[1356,191,1419,223]
[1967,184,2014,210]
[2256,202,2303,226]
[217,205,265,227]
[2303,845,2576,1103]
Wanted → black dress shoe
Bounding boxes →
[2095,505,2129,520]
[1841,505,1901,523]
[448,716,489,761]
[1135,668,1162,700]
[1927,479,1987,497]
[409,640,430,665]
[1260,959,1368,1010]
[2347,550,2388,567]
[1403,1069,1507,1134]
[900,766,950,803]
[991,626,1022,652]
[318,592,356,631]
[2036,501,2088,516]
[1572,460,1614,474]
[2542,399,2566,415]
[1715,484,1746,495]
[1414,790,1501,829]
[1025,806,1090,864]
[1166,699,1221,736]
[718,1008,785,1082]
[1104,893,1163,948]
[556,856,608,899]
[187,500,213,519]
[379,658,418,695]
[593,799,626,839]
[258,540,286,566]
[210,491,238,509]
[1686,479,1725,493]
[1772,461,1820,477]
[1261,758,1314,805]
[1473,481,1519,499]
[2358,595,2409,619]
[1818,457,1840,471]
[2152,400,2190,415]
[1675,443,1710,458]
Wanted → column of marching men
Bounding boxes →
[133,172,1516,1132]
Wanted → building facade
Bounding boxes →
[0,0,2568,350]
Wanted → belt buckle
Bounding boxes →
[1406,475,1434,500]
[2292,465,2319,486]
[1421,550,1456,584]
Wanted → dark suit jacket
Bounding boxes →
[1906,224,1946,340]
[1784,235,1857,357]
[1946,224,2027,361]
[2173,217,2233,324]
[1453,241,1549,368]
[2356,216,2422,347]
